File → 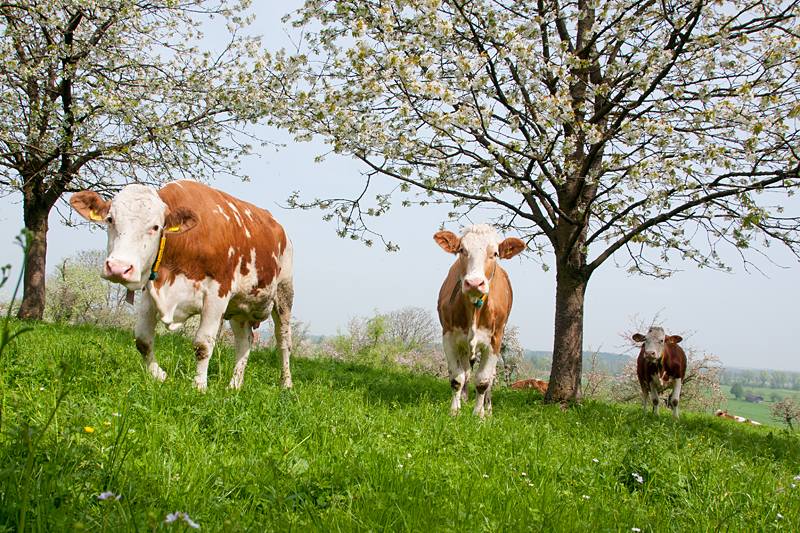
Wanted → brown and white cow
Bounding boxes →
[634,327,686,419]
[70,180,293,390]
[434,224,525,417]
[715,410,762,425]
[510,378,548,394]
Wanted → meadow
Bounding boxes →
[1,320,799,532]
[719,386,799,427]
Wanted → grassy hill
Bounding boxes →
[1,321,798,531]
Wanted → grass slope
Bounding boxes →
[1,321,799,532]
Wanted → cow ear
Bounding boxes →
[163,207,199,235]
[434,231,460,254]
[632,333,646,343]
[498,238,525,259]
[666,335,682,344]
[70,191,110,223]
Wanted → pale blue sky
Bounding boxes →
[1,2,798,372]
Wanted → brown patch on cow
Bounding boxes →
[510,378,548,394]
[194,344,211,362]
[153,181,287,299]
[135,338,151,357]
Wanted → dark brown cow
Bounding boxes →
[434,223,525,417]
[634,327,686,419]
[70,180,293,390]
[510,378,548,394]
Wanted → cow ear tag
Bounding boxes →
[167,225,181,232]
[89,210,102,221]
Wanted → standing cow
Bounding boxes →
[434,223,525,417]
[634,326,686,419]
[70,180,293,390]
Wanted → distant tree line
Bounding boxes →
[722,368,800,391]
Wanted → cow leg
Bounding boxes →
[228,318,253,389]
[272,278,294,389]
[462,356,474,403]
[473,346,498,419]
[649,382,660,415]
[443,332,466,415]
[135,291,167,381]
[669,379,682,420]
[485,366,497,413]
[192,300,226,391]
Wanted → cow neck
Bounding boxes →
[148,235,167,281]
[452,262,497,308]
[125,234,167,305]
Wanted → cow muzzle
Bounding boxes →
[103,258,138,285]
[462,277,487,296]
[644,351,660,363]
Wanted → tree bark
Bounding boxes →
[545,260,589,403]
[17,192,51,321]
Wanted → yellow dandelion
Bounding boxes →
[103,421,111,426]
[84,427,95,433]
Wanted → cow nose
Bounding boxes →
[645,350,656,359]
[104,259,135,281]
[463,277,486,293]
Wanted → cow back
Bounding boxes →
[154,181,288,297]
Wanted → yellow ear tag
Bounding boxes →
[167,225,181,232]
[89,210,102,221]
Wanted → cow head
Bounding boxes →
[632,326,682,364]
[70,184,198,290]
[434,223,525,300]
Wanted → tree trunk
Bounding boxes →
[545,260,589,403]
[17,194,51,321]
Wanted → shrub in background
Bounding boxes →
[45,250,137,330]
[309,307,447,377]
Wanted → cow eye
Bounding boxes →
[105,216,113,224]
[152,225,160,232]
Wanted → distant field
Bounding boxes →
[721,386,800,428]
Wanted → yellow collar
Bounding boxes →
[148,235,166,281]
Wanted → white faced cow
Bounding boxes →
[434,223,525,417]
[634,327,686,419]
[70,180,293,391]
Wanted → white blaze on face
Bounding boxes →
[458,223,501,296]
[102,184,168,290]
[640,326,667,363]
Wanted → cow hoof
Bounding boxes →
[450,408,459,417]
[148,364,167,382]
[280,376,293,389]
[194,378,208,392]
[228,378,243,390]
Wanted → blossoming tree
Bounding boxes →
[264,0,800,402]
[0,0,269,320]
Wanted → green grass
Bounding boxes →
[1,321,799,532]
